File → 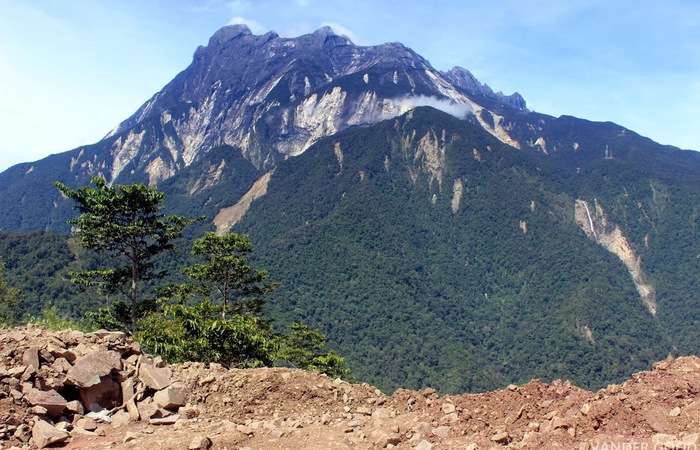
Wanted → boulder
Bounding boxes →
[22,347,40,372]
[154,381,188,409]
[24,388,67,418]
[139,364,172,390]
[66,350,122,388]
[80,376,122,410]
[31,420,68,449]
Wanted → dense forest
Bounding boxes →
[2,108,700,394]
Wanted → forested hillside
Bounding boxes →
[232,108,682,393]
[4,107,700,395]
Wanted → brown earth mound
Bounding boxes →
[2,325,700,449]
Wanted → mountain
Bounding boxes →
[2,25,700,394]
[0,24,532,232]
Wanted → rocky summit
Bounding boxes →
[2,325,700,449]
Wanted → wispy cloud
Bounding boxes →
[390,95,473,120]
[227,16,266,34]
[319,21,361,44]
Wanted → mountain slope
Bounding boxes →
[0,25,531,232]
[2,26,700,394]
[232,107,675,393]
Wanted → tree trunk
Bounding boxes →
[131,245,137,334]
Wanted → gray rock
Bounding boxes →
[123,431,139,443]
[431,425,450,438]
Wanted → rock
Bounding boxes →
[431,426,450,438]
[14,423,32,442]
[441,402,456,414]
[75,417,98,431]
[80,375,122,410]
[66,350,122,388]
[24,388,67,417]
[442,412,459,423]
[189,436,213,450]
[154,381,188,409]
[669,406,681,417]
[8,365,26,378]
[178,405,200,419]
[29,405,48,415]
[371,407,391,420]
[149,414,180,425]
[121,377,135,403]
[65,400,84,415]
[38,348,55,364]
[552,416,571,429]
[125,396,141,421]
[356,406,372,415]
[139,364,172,390]
[123,431,139,443]
[138,399,160,420]
[111,410,133,428]
[236,424,254,435]
[368,429,401,447]
[415,440,433,450]
[31,419,68,449]
[50,357,72,374]
[22,347,40,372]
[581,403,591,416]
[491,431,511,444]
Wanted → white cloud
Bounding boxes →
[319,21,361,44]
[227,16,266,34]
[390,95,473,120]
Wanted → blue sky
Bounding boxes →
[1,0,698,172]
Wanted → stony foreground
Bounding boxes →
[2,326,700,449]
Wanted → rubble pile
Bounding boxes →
[0,325,189,448]
[3,325,700,449]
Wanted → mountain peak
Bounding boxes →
[210,24,252,43]
[312,26,335,37]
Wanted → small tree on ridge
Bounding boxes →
[55,176,200,333]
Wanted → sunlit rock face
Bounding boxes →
[98,24,527,185]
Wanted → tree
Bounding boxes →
[277,323,350,378]
[0,259,21,327]
[55,176,200,333]
[137,299,278,368]
[183,232,277,317]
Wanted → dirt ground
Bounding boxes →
[3,326,700,449]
